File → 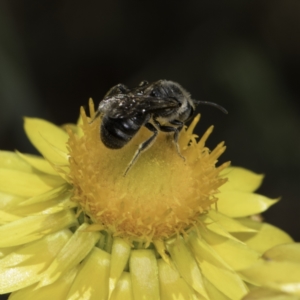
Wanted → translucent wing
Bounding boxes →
[99,94,179,119]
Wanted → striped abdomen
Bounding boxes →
[100,115,147,149]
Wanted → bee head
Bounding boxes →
[147,80,190,105]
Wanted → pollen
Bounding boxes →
[67,101,229,244]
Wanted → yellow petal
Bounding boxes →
[66,248,110,300]
[0,210,20,224]
[0,230,72,294]
[201,215,244,242]
[220,167,264,193]
[97,231,113,253]
[0,210,77,247]
[233,219,293,253]
[130,249,160,300]
[0,150,34,172]
[0,245,21,259]
[12,193,74,217]
[263,243,300,263]
[267,282,300,297]
[188,231,248,300]
[208,210,256,233]
[0,191,24,210]
[110,272,134,300]
[109,237,131,297]
[217,191,278,217]
[242,287,296,300]
[9,267,79,300]
[153,239,171,265]
[39,223,100,287]
[239,261,300,286]
[19,184,70,206]
[16,151,58,175]
[13,185,74,216]
[24,117,69,165]
[204,278,231,300]
[0,168,65,197]
[158,259,199,300]
[198,226,261,271]
[166,236,209,299]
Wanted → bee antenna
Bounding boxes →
[195,100,228,114]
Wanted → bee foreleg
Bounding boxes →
[153,119,185,161]
[89,110,101,124]
[123,122,158,176]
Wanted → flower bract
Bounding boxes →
[0,100,293,300]
[241,243,300,299]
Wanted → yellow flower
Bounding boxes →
[240,243,300,299]
[0,99,293,300]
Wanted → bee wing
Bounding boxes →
[102,94,179,118]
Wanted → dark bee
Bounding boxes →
[92,80,227,176]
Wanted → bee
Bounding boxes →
[92,80,227,176]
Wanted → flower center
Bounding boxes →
[67,103,228,243]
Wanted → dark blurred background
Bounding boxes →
[0,0,299,258]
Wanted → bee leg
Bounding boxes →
[116,84,129,93]
[123,122,158,176]
[169,120,185,160]
[89,110,101,124]
[138,80,149,87]
[153,119,185,161]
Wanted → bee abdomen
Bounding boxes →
[101,116,140,149]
